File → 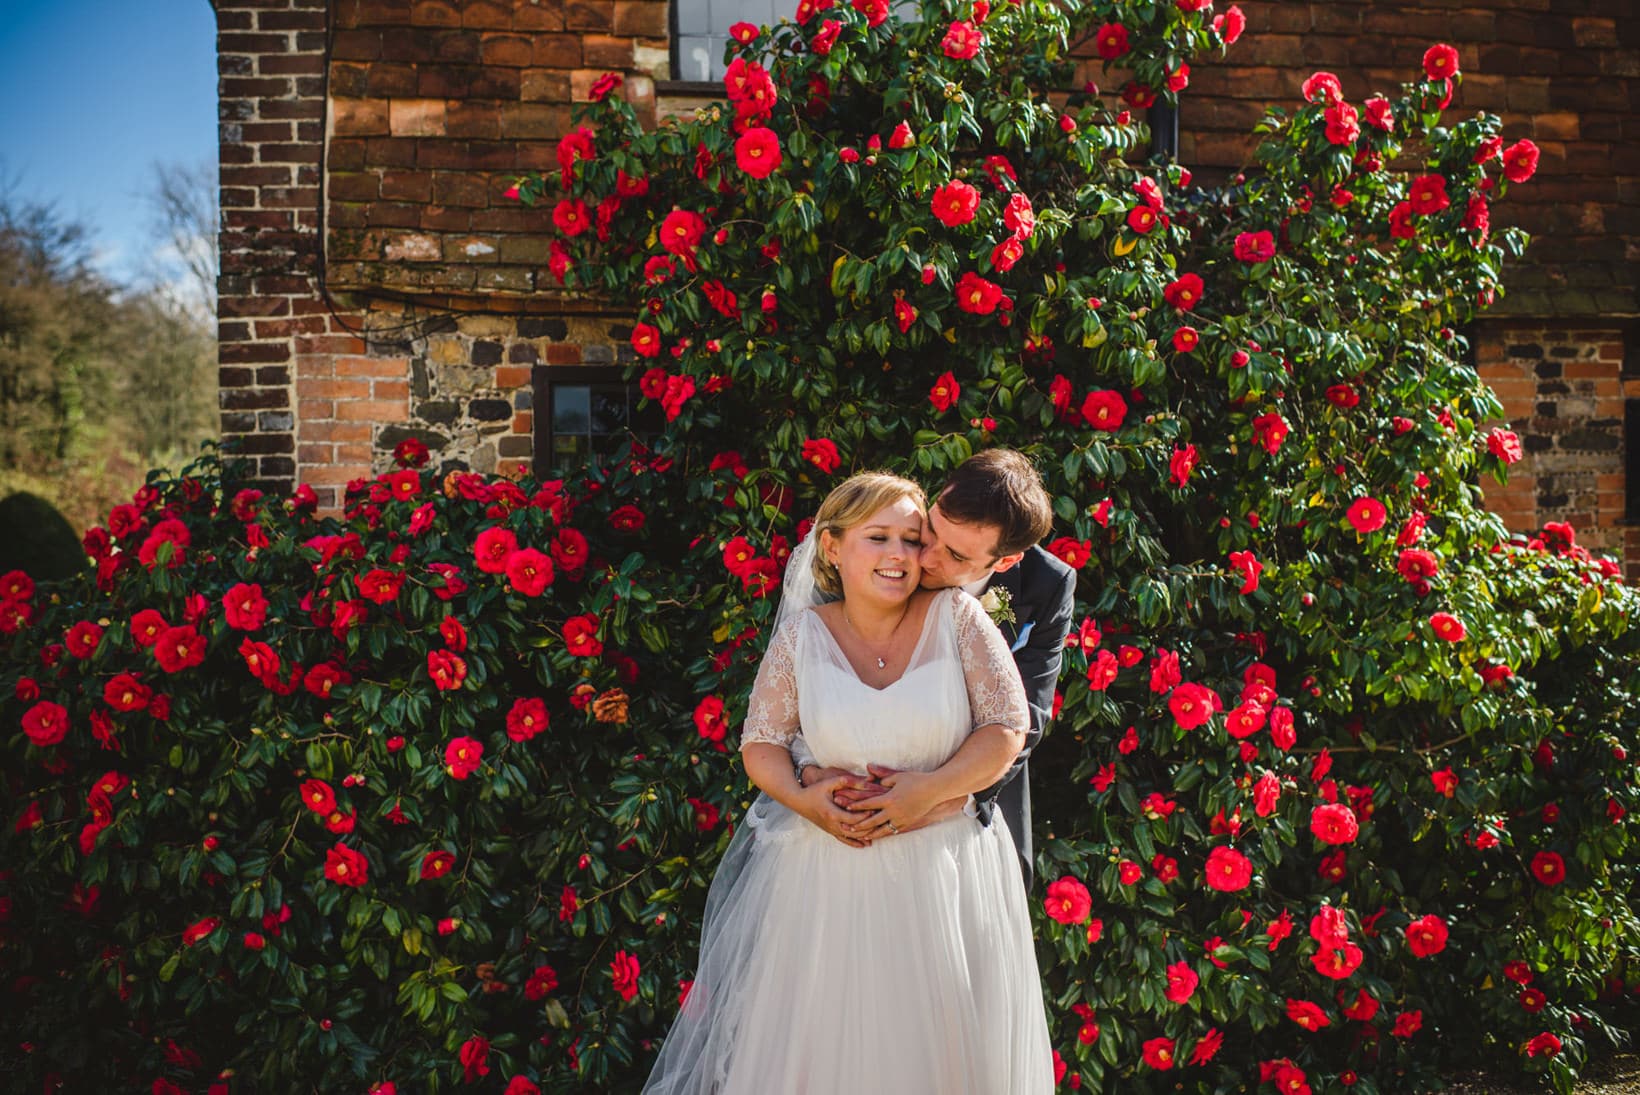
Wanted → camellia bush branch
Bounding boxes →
[3,0,1637,1091]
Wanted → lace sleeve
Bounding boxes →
[951,590,1030,736]
[739,612,804,749]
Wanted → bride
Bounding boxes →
[643,471,1052,1093]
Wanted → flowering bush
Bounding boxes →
[5,1,1639,1093]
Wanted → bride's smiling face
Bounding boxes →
[821,496,925,605]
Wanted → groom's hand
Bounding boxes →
[854,764,967,836]
[801,765,887,808]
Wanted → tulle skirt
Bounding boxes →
[642,794,1053,1095]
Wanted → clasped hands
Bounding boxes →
[798,764,969,848]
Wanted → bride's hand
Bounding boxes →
[796,774,872,848]
[846,769,941,839]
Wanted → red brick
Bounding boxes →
[380,171,434,201]
[336,399,411,421]
[411,0,461,26]
[563,0,613,32]
[612,0,668,38]
[367,62,420,97]
[446,101,503,139]
[334,98,391,136]
[514,0,567,31]
[521,68,573,102]
[582,34,634,68]
[481,33,534,66]
[532,34,583,67]
[500,102,572,139]
[460,0,514,29]
[390,99,447,136]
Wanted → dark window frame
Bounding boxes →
[530,365,663,479]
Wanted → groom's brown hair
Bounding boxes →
[937,449,1054,558]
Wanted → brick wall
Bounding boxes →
[1475,324,1635,576]
[1167,0,1639,319]
[324,0,667,296]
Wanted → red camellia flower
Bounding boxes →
[428,650,468,691]
[1164,961,1199,1004]
[552,198,590,237]
[630,322,662,358]
[802,438,841,474]
[153,625,205,674]
[1525,1032,1563,1058]
[1422,43,1460,80]
[1163,273,1203,311]
[929,372,960,413]
[1044,876,1092,924]
[611,949,641,1001]
[954,271,1005,314]
[609,505,646,532]
[0,569,33,600]
[734,126,782,178]
[694,695,728,741]
[931,180,980,227]
[1345,497,1386,533]
[474,526,519,574]
[22,700,69,747]
[942,18,981,59]
[445,736,484,780]
[1489,426,1521,462]
[420,850,456,880]
[65,620,103,659]
[440,616,468,652]
[1127,205,1159,234]
[1003,193,1035,239]
[506,548,555,596]
[1286,998,1331,1031]
[507,697,549,742]
[223,583,268,631]
[324,842,369,887]
[1502,139,1540,183]
[689,797,721,830]
[1174,442,1200,485]
[357,568,404,604]
[182,917,221,947]
[1430,611,1466,642]
[1392,1009,1423,1038]
[1520,987,1548,1013]
[1324,100,1360,145]
[1229,551,1262,594]
[525,963,560,1000]
[1081,389,1128,431]
[1311,803,1360,844]
[1503,960,1534,985]
[1313,942,1364,980]
[1047,537,1092,570]
[1404,913,1449,957]
[1252,412,1289,453]
[459,1036,490,1082]
[564,614,604,657]
[1430,767,1458,797]
[1094,22,1130,60]
[1409,174,1451,215]
[304,662,349,699]
[1529,850,1565,885]
[300,778,336,816]
[1169,682,1219,730]
[1141,1036,1175,1070]
[1204,846,1253,892]
[1234,230,1276,263]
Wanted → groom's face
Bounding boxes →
[918,502,1018,589]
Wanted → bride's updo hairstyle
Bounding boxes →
[810,472,927,597]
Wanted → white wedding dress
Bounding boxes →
[643,587,1053,1094]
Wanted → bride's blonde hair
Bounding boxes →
[810,471,927,597]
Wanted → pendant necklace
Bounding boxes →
[841,604,907,671]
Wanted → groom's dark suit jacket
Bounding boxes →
[974,544,1077,891]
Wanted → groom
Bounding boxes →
[798,448,1077,888]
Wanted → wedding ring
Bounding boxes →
[886,820,899,833]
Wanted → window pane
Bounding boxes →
[553,385,590,437]
[590,387,629,435]
[676,0,712,35]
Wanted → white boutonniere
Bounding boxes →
[978,586,1016,629]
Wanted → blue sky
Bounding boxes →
[0,0,218,284]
